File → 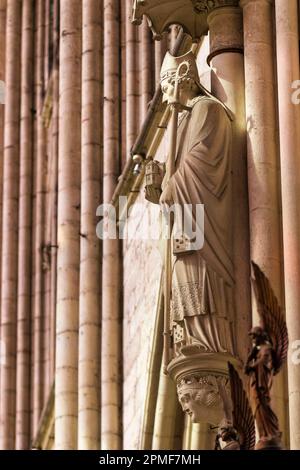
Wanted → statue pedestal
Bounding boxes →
[167,352,241,426]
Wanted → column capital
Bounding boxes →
[206,1,244,64]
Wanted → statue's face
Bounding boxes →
[178,385,224,424]
[179,393,200,422]
[161,75,196,106]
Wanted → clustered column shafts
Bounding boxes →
[0,0,21,450]
[240,0,288,440]
[275,0,300,450]
[32,0,46,437]
[101,0,122,450]
[78,0,102,451]
[55,0,82,450]
[16,0,34,450]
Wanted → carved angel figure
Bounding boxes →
[216,362,255,451]
[244,262,289,450]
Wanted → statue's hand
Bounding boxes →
[159,182,173,207]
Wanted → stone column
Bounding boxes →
[78,0,102,450]
[190,423,215,450]
[0,0,6,409]
[32,0,45,437]
[207,0,251,366]
[275,0,300,450]
[16,0,33,450]
[101,0,122,450]
[49,0,59,385]
[55,0,82,450]
[125,0,139,156]
[152,365,178,450]
[240,0,288,443]
[0,0,21,450]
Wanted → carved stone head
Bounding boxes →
[177,374,227,424]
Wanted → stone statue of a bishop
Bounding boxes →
[145,50,236,360]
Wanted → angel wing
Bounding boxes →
[251,262,289,374]
[228,362,255,450]
[216,378,231,422]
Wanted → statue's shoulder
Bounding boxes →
[191,95,224,113]
[191,95,233,122]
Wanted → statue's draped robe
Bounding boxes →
[161,96,235,355]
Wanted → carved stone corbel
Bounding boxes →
[131,0,243,64]
[167,352,241,425]
[177,374,229,424]
[131,0,209,41]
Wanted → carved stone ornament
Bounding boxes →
[244,263,289,450]
[177,373,229,424]
[167,352,241,425]
[192,0,215,12]
[192,0,239,13]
